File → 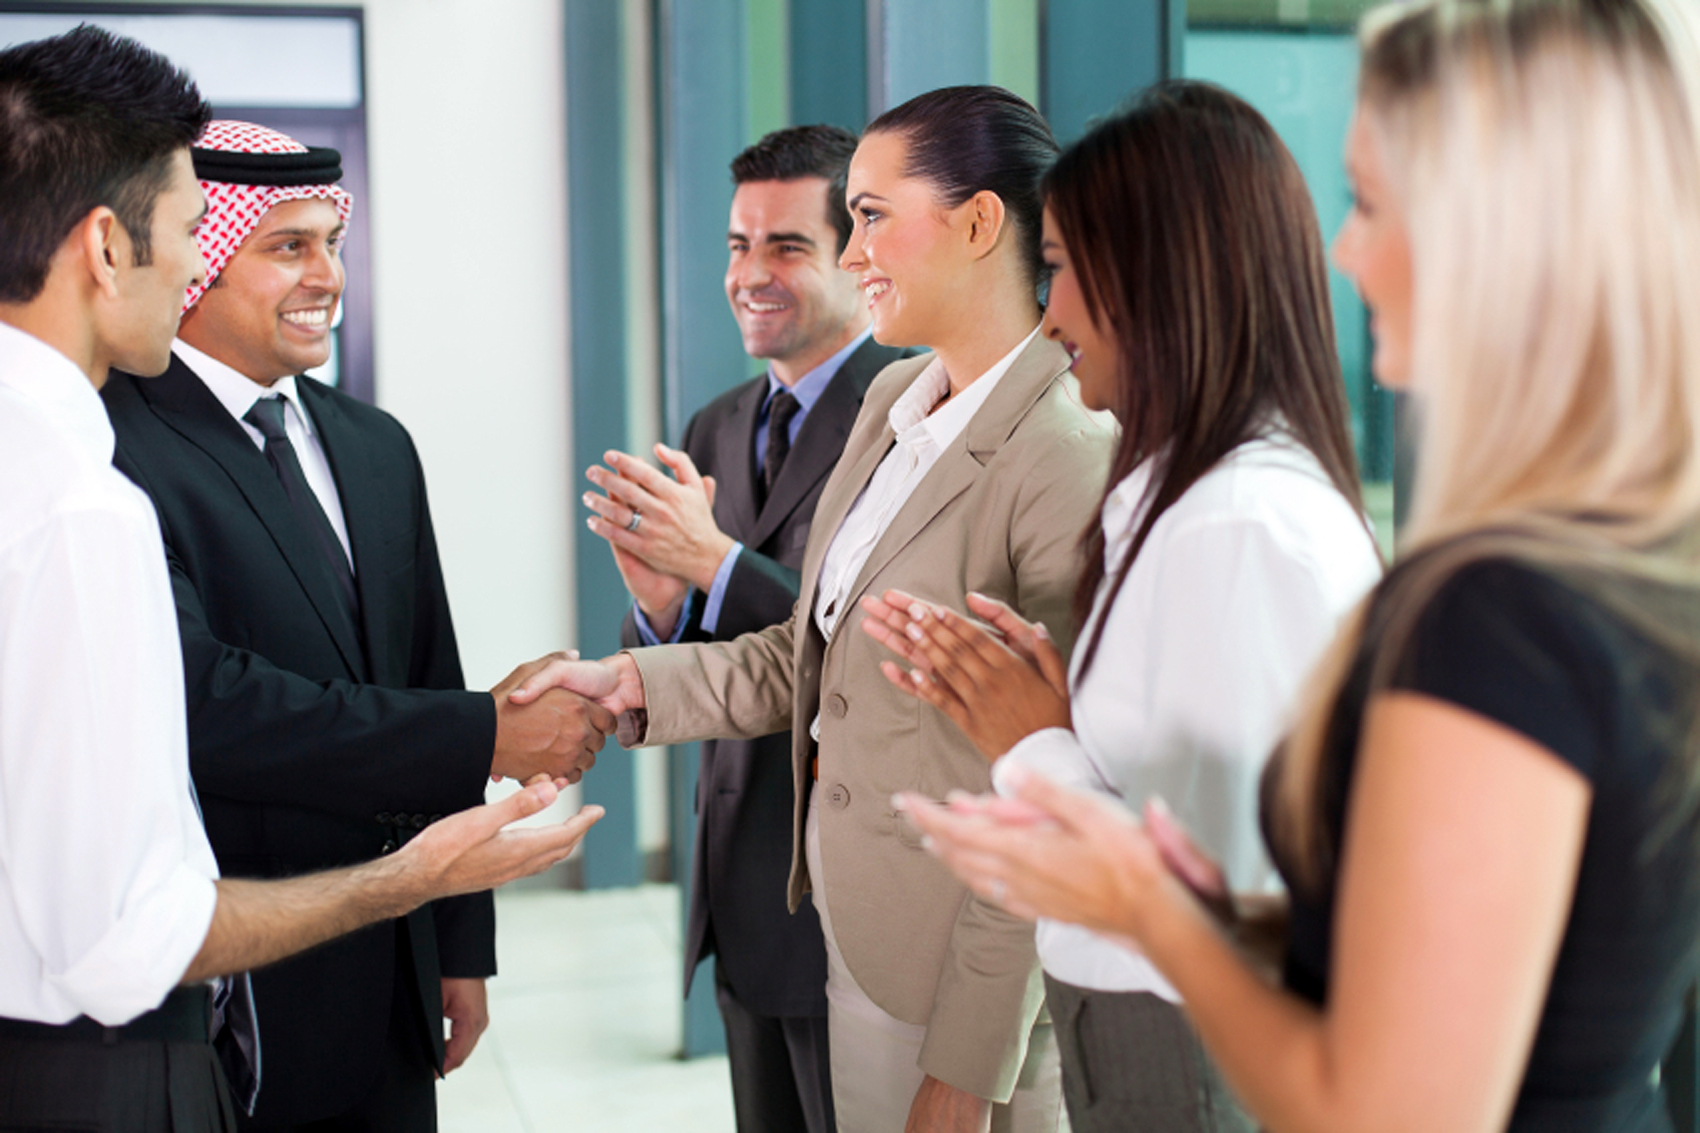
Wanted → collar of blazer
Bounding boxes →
[798,332,1071,642]
[125,355,370,680]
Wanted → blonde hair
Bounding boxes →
[1275,0,1700,884]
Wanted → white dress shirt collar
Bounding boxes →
[808,326,1041,665]
[0,321,112,464]
[887,326,1038,452]
[173,338,316,444]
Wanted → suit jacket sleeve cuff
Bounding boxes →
[623,621,796,747]
[433,890,497,977]
[916,895,1047,1102]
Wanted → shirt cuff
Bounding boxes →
[632,592,697,645]
[50,863,218,1026]
[992,727,1115,797]
[697,543,744,635]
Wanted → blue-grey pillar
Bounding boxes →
[656,0,750,1058]
[868,0,990,116]
[1042,0,1185,143]
[790,0,868,130]
[566,0,641,890]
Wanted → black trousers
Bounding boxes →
[714,963,834,1133]
[240,937,436,1133]
[1045,975,1253,1133]
[0,988,237,1133]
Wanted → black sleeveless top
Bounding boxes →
[1263,558,1700,1130]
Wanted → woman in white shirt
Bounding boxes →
[860,81,1381,1132]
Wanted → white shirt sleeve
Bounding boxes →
[1119,513,1352,891]
[0,490,218,1025]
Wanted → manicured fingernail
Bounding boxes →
[1149,795,1171,818]
[891,792,907,810]
[920,834,934,851]
[1035,624,1051,640]
[906,623,924,641]
[908,603,927,620]
[910,669,925,685]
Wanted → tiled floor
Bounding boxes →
[438,885,736,1133]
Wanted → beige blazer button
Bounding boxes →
[827,694,848,718]
[827,784,851,809]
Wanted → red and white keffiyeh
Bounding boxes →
[184,120,354,312]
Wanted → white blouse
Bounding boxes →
[812,327,1038,647]
[993,435,1381,998]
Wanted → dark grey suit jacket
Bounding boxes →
[622,336,908,1018]
[102,356,496,1125]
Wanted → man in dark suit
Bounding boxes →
[582,126,908,1133]
[102,121,612,1133]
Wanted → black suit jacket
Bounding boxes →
[622,337,909,1018]
[102,356,497,1125]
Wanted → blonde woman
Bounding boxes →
[897,1,1700,1130]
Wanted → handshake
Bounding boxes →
[487,651,651,782]
[486,442,719,783]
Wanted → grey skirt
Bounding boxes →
[1044,974,1254,1133]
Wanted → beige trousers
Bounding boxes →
[806,789,1067,1133]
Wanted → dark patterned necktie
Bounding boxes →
[761,389,802,505]
[243,396,360,622]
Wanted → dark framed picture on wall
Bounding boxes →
[0,3,376,403]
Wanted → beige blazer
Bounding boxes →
[629,335,1115,1099]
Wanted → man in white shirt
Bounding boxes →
[0,26,600,1133]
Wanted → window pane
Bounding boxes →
[1184,16,1397,551]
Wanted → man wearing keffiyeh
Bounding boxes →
[101,121,615,1132]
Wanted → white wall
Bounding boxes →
[361,0,576,689]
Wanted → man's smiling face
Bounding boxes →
[179,197,345,384]
[723,177,862,372]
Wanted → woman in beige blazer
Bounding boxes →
[536,87,1113,1132]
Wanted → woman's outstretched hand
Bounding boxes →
[859,588,1071,759]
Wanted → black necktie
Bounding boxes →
[243,397,360,622]
[761,389,802,505]
[183,777,262,1116]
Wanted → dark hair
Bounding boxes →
[0,25,210,303]
[1048,80,1370,676]
[731,124,861,255]
[866,85,1058,289]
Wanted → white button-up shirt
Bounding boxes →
[812,327,1038,647]
[0,322,220,1025]
[173,338,354,567]
[994,435,1381,998]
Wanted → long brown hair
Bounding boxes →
[1047,81,1368,678]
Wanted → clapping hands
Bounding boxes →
[582,445,734,639]
[894,768,1235,950]
[859,588,1072,759]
